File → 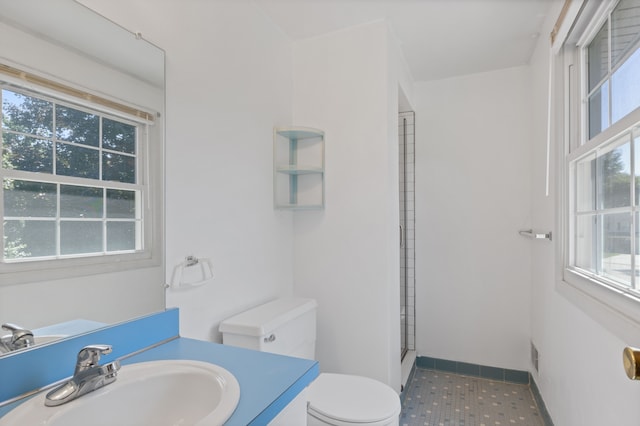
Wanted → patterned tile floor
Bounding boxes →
[400,369,545,426]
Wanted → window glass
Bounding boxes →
[2,134,53,174]
[576,153,596,212]
[3,220,56,259]
[588,21,609,91]
[597,137,631,209]
[611,0,640,67]
[56,105,99,147]
[106,189,136,218]
[103,152,135,183]
[611,48,640,122]
[60,185,103,218]
[56,143,100,179]
[635,129,640,205]
[589,81,610,139]
[636,211,640,278]
[60,221,102,255]
[1,85,143,262]
[576,214,597,273]
[103,118,135,154]
[570,0,640,295]
[3,179,56,217]
[107,222,136,251]
[601,212,632,286]
[2,89,52,137]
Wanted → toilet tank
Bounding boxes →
[219,298,317,359]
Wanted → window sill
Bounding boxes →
[0,251,161,287]
[557,270,640,342]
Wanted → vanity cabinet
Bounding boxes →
[273,127,324,210]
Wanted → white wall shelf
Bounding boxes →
[273,126,324,210]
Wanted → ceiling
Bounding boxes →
[257,0,557,82]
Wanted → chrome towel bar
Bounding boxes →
[519,229,552,241]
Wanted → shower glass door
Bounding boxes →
[399,111,415,361]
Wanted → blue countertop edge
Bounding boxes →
[0,309,319,425]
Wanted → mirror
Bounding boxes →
[0,0,165,355]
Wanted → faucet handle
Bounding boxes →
[2,323,34,348]
[75,344,112,374]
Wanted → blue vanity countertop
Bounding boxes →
[0,308,317,425]
[122,338,318,425]
[0,337,318,425]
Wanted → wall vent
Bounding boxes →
[531,341,539,373]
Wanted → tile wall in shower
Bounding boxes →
[400,110,415,353]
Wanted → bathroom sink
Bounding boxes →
[0,359,240,426]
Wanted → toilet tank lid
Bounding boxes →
[219,298,317,337]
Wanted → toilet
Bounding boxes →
[219,298,401,426]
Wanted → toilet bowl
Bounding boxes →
[307,373,400,426]
[219,298,400,426]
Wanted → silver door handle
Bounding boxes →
[400,224,404,248]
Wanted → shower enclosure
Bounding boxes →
[399,111,415,360]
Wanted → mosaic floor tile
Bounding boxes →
[400,368,545,426]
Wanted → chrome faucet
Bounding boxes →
[45,344,121,407]
[0,323,35,351]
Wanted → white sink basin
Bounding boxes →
[0,359,240,426]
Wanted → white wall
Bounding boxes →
[528,3,640,424]
[414,66,533,371]
[291,20,402,390]
[84,1,296,341]
[78,9,409,385]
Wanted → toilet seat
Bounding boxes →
[307,373,401,426]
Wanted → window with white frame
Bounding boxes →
[1,83,150,264]
[566,0,640,298]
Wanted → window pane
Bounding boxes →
[60,221,102,255]
[576,153,596,212]
[597,138,631,208]
[60,185,103,218]
[106,189,136,218]
[2,89,52,137]
[576,214,597,273]
[102,152,135,183]
[601,212,632,286]
[3,220,55,259]
[55,105,99,147]
[589,21,609,91]
[3,179,57,217]
[103,118,135,154]
[636,129,640,206]
[589,81,610,139]
[107,221,136,251]
[56,143,99,179]
[612,48,640,123]
[611,0,640,67]
[636,211,640,286]
[2,133,53,173]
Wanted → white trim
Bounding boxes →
[564,269,640,321]
[552,0,589,54]
[557,275,640,344]
[567,105,640,162]
[574,0,616,48]
[0,63,157,126]
[559,0,640,336]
